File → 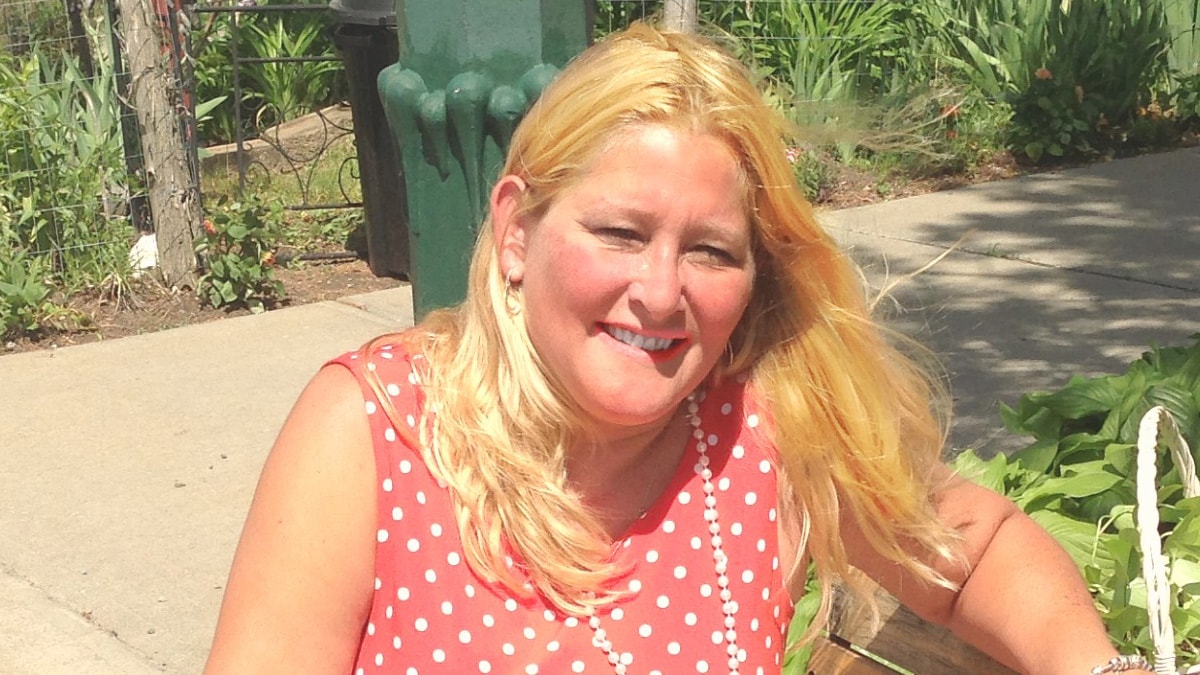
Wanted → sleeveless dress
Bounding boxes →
[331,344,794,675]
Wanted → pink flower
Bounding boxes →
[1035,67,1053,81]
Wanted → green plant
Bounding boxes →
[0,249,61,338]
[931,0,1054,100]
[714,0,911,109]
[593,0,658,39]
[195,198,286,313]
[0,28,134,293]
[1046,0,1170,129]
[1007,66,1100,162]
[279,208,362,254]
[786,145,837,202]
[1172,72,1200,127]
[1164,0,1200,81]
[242,16,341,130]
[952,337,1200,663]
[192,6,340,144]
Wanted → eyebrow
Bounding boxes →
[584,200,751,244]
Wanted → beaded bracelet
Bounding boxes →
[1090,655,1153,674]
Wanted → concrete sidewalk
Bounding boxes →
[1,148,1198,674]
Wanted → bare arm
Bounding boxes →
[844,467,1147,675]
[204,364,377,674]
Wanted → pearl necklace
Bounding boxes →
[585,392,744,675]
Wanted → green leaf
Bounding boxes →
[1014,438,1058,474]
[1103,443,1137,477]
[1028,510,1111,569]
[1145,381,1200,435]
[1170,558,1200,594]
[1042,376,1126,419]
[1023,471,1123,500]
[1164,501,1200,558]
[951,449,1010,493]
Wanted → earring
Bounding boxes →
[503,270,522,316]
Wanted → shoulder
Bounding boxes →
[204,360,380,672]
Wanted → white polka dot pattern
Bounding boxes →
[331,349,793,673]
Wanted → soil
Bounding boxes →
[3,259,404,356]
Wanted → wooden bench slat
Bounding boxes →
[809,635,902,674]
[812,579,1019,675]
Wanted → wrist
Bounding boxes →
[1088,655,1152,674]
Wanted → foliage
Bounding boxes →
[1165,0,1200,78]
[0,0,71,59]
[592,0,658,39]
[1006,66,1099,163]
[784,145,836,202]
[711,0,913,109]
[1044,0,1170,130]
[952,337,1200,663]
[1003,0,1171,163]
[279,208,362,254]
[191,6,340,145]
[0,34,134,294]
[782,568,822,675]
[0,249,60,338]
[241,17,342,130]
[928,0,1054,100]
[1173,72,1200,127]
[195,198,286,314]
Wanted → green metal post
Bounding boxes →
[378,0,589,318]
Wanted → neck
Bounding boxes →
[564,403,692,538]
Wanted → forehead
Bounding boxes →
[552,130,735,221]
[571,125,750,205]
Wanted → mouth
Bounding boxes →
[600,324,688,361]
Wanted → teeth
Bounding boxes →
[606,326,676,351]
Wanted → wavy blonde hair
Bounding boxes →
[362,23,960,627]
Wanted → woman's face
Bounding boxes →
[493,125,756,437]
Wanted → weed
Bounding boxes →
[195,197,286,314]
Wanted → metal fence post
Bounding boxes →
[377,0,589,318]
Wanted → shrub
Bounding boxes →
[195,197,286,314]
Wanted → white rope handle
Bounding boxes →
[1135,406,1200,675]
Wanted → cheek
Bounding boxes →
[525,238,624,316]
[695,275,754,341]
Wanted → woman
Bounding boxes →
[205,24,1149,675]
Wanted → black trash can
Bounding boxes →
[330,0,409,278]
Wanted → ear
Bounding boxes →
[490,174,529,284]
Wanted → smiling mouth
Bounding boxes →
[602,325,682,352]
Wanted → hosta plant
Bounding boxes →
[952,337,1200,664]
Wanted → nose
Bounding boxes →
[628,247,684,319]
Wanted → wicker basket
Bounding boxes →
[1134,406,1200,675]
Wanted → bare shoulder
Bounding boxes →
[204,363,377,674]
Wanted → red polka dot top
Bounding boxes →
[332,344,794,675]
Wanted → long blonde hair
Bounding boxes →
[363,23,960,627]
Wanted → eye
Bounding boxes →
[693,243,739,266]
[593,226,643,246]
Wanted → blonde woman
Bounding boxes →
[205,24,1147,675]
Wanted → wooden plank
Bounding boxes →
[809,635,901,675]
[827,582,1018,675]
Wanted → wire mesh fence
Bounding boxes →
[0,0,144,285]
